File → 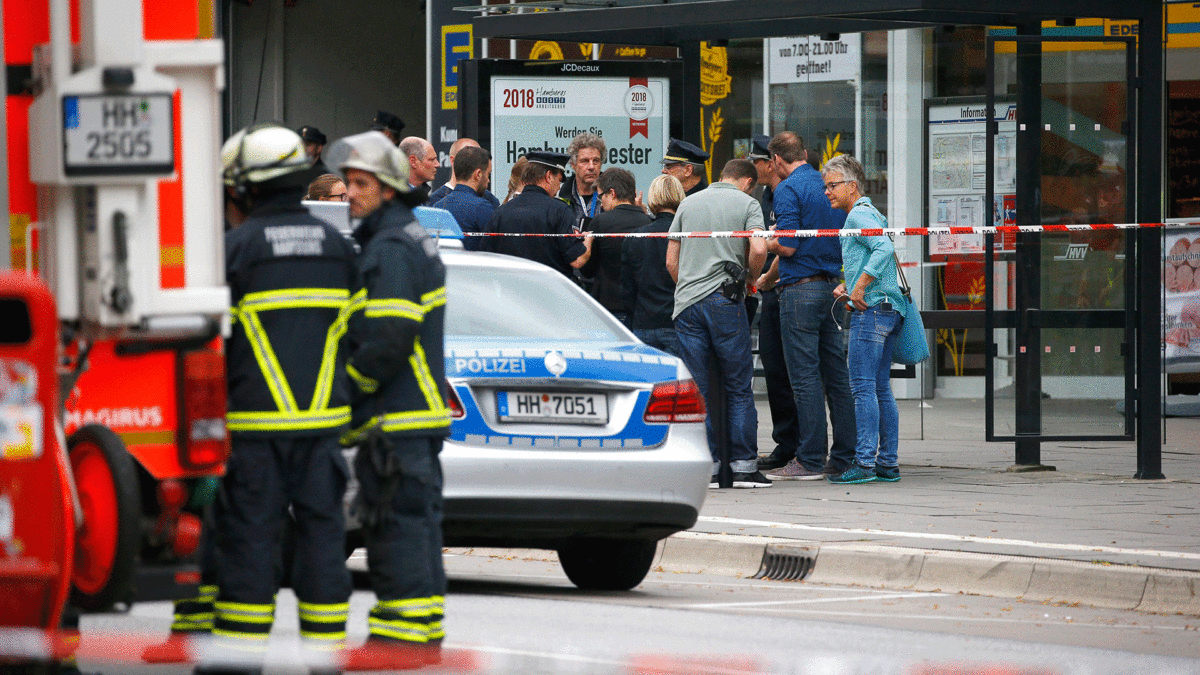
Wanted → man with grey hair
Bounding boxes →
[559,131,607,232]
[399,136,440,205]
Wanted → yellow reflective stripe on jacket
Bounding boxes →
[410,339,446,413]
[240,310,298,413]
[380,410,451,434]
[340,407,451,445]
[311,309,350,411]
[314,289,368,407]
[227,407,351,432]
[345,363,378,395]
[240,288,350,312]
[364,298,423,321]
[421,286,446,311]
[360,286,445,323]
[231,287,358,431]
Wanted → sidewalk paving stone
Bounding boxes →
[661,396,1200,613]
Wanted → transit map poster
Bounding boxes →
[926,99,1017,254]
[460,60,683,204]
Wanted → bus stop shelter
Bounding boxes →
[468,0,1166,479]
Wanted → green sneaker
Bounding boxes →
[875,465,901,482]
[826,464,877,484]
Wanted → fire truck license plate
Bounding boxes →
[62,93,174,176]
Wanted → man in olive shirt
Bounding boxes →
[666,159,769,488]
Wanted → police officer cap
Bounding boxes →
[748,134,772,160]
[297,125,327,145]
[370,110,406,135]
[661,138,710,166]
[525,150,570,173]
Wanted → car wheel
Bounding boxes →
[68,424,140,611]
[557,538,657,591]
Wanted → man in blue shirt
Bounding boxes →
[764,132,856,481]
[431,146,494,250]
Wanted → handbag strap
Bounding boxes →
[852,201,911,295]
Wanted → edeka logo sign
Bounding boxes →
[441,24,472,110]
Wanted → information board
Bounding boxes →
[460,60,683,203]
[767,34,861,85]
[926,99,1017,254]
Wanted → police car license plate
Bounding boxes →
[62,93,175,176]
[497,391,608,424]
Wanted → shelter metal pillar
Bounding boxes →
[1012,20,1050,469]
[1135,6,1164,479]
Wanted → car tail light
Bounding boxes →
[180,348,230,469]
[445,381,465,419]
[644,379,707,423]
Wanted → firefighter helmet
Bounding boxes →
[220,123,312,189]
[324,131,412,194]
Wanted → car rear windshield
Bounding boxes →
[446,264,630,341]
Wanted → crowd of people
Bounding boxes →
[152,114,908,673]
[291,121,908,491]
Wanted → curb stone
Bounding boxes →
[656,533,1200,616]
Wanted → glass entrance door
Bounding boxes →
[984,35,1137,441]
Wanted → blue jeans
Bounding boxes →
[778,279,856,472]
[674,292,758,474]
[848,305,902,468]
[634,326,683,359]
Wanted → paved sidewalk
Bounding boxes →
[659,397,1200,614]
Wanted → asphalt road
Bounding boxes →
[57,550,1200,674]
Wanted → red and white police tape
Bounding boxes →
[462,221,1198,239]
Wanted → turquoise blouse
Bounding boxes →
[839,196,907,317]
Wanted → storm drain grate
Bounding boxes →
[750,544,818,581]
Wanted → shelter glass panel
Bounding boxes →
[988,37,1134,441]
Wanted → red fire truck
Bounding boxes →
[2,0,229,616]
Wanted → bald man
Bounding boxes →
[429,137,499,207]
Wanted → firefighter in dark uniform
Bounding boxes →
[482,150,592,279]
[203,123,359,673]
[660,138,710,197]
[322,131,449,667]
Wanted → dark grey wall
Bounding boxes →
[227,0,426,146]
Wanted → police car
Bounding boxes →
[343,209,711,591]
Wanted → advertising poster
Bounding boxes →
[927,100,1017,254]
[490,73,671,199]
[1164,226,1200,373]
